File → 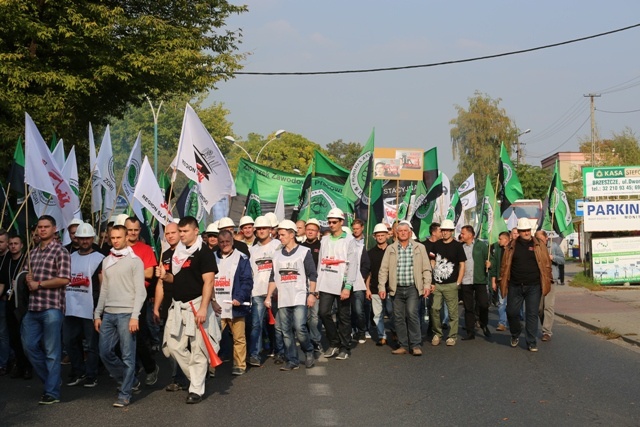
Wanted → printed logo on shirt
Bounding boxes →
[278,263,299,282]
[215,276,231,288]
[70,273,90,287]
[256,259,273,272]
[181,259,192,269]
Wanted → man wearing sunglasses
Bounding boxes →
[316,209,358,360]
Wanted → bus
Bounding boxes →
[502,199,543,230]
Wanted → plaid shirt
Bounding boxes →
[396,241,415,287]
[26,240,71,312]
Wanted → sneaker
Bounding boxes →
[510,337,519,348]
[66,374,86,386]
[431,335,441,346]
[83,377,98,388]
[365,332,372,339]
[324,347,339,358]
[305,353,315,369]
[145,365,159,386]
[445,338,456,346]
[113,398,130,408]
[357,333,366,344]
[312,342,322,352]
[541,333,551,342]
[132,380,142,394]
[279,362,299,371]
[231,367,246,376]
[273,354,285,365]
[335,351,350,360]
[528,344,538,352]
[39,395,60,405]
[249,356,262,367]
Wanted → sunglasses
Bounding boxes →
[327,220,340,225]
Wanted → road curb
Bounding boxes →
[555,312,640,348]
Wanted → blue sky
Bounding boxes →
[212,1,640,178]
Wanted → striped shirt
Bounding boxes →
[26,240,71,312]
[396,241,415,287]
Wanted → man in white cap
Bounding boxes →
[264,213,279,239]
[64,218,85,254]
[203,222,219,250]
[429,219,466,347]
[238,216,256,246]
[248,216,282,367]
[367,223,391,346]
[265,220,317,370]
[64,223,104,388]
[316,208,358,360]
[217,217,250,258]
[499,219,551,352]
[378,220,432,355]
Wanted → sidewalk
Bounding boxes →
[554,261,640,346]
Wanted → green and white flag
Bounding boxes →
[542,160,574,237]
[411,173,443,241]
[244,174,262,220]
[343,128,375,203]
[298,176,354,227]
[479,176,507,244]
[122,131,144,221]
[498,142,523,214]
[397,182,414,221]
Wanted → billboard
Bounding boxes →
[583,201,640,232]
[583,166,640,197]
[592,236,640,285]
[373,148,423,181]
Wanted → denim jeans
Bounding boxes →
[351,290,367,338]
[497,288,508,327]
[370,295,386,340]
[307,297,322,345]
[249,296,266,358]
[271,297,285,357]
[278,305,313,366]
[63,316,99,379]
[99,312,138,401]
[0,300,9,368]
[507,283,542,346]
[21,308,63,399]
[392,286,421,350]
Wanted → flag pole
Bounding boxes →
[0,182,10,229]
[395,180,400,223]
[167,167,177,213]
[24,181,32,276]
[365,180,372,249]
[79,162,101,223]
[6,189,32,232]
[487,174,501,263]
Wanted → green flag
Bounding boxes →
[313,150,349,184]
[176,181,207,232]
[498,142,523,213]
[411,173,443,241]
[422,147,439,190]
[479,176,507,244]
[397,183,415,221]
[446,189,462,225]
[343,129,375,203]
[8,138,25,195]
[235,158,305,204]
[298,176,354,226]
[245,174,262,220]
[542,160,574,237]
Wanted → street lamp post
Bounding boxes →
[146,97,164,178]
[225,129,286,164]
[515,128,531,166]
[224,136,253,162]
[255,129,286,164]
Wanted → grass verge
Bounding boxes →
[569,272,603,291]
[593,327,621,340]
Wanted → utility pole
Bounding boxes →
[515,129,531,166]
[584,93,601,166]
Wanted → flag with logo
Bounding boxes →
[96,125,117,222]
[61,146,82,219]
[458,173,475,195]
[134,157,173,226]
[411,172,443,241]
[175,180,206,231]
[175,103,236,212]
[88,123,102,215]
[542,160,574,237]
[298,176,353,227]
[343,128,375,204]
[498,142,523,214]
[479,176,507,244]
[446,188,463,226]
[396,183,414,221]
[460,190,477,211]
[122,131,144,221]
[244,174,262,220]
[24,113,77,229]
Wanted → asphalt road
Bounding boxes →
[2,313,639,427]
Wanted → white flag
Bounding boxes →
[51,139,65,169]
[434,172,451,223]
[507,210,518,231]
[122,131,144,220]
[61,146,82,219]
[458,173,475,195]
[24,113,75,229]
[89,123,102,214]
[175,103,236,212]
[274,186,285,222]
[96,125,116,222]
[134,156,173,225]
[460,190,477,211]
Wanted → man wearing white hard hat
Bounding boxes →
[316,208,358,360]
[301,218,322,351]
[499,218,552,352]
[238,216,256,246]
[64,218,85,254]
[64,223,105,388]
[264,213,279,239]
[203,221,219,250]
[265,220,317,370]
[429,219,466,347]
[248,216,282,367]
[217,217,250,258]
[378,220,432,356]
[367,223,392,346]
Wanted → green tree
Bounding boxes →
[578,127,640,167]
[516,164,552,200]
[325,139,363,169]
[0,0,247,177]
[450,91,520,200]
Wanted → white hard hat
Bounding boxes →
[440,219,455,230]
[516,217,533,231]
[398,220,413,230]
[239,216,255,227]
[75,223,95,238]
[264,212,279,227]
[218,217,235,229]
[114,214,129,226]
[306,218,321,229]
[254,216,271,228]
[277,219,297,232]
[342,226,351,234]
[327,208,344,220]
[205,221,219,234]
[68,218,84,229]
[373,223,388,234]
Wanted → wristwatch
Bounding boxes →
[310,292,319,298]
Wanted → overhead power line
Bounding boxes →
[528,114,591,159]
[596,107,640,114]
[235,22,640,76]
